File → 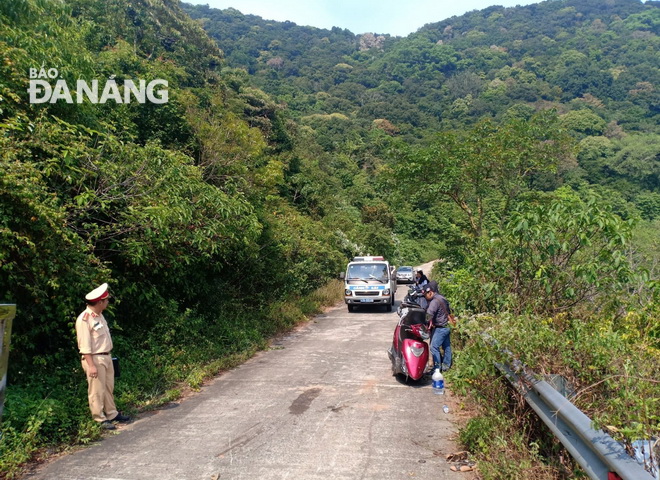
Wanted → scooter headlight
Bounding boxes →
[408,343,425,357]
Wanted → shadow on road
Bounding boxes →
[392,372,432,388]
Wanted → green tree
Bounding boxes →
[393,111,573,237]
[560,109,607,136]
[608,134,660,190]
[0,132,109,366]
[576,135,614,183]
[450,188,634,314]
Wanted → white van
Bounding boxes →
[340,256,397,312]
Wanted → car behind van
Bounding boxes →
[396,266,414,284]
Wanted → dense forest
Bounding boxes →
[185,0,660,133]
[1,0,658,477]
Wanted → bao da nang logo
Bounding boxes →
[28,67,168,104]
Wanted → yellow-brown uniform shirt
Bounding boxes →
[76,308,113,354]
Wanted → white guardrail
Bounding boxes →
[482,333,656,480]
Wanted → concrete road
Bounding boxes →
[26,264,473,480]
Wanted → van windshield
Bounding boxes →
[347,263,389,283]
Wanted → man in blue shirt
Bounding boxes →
[423,282,452,372]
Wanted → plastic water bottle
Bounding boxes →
[432,368,445,395]
[443,405,449,414]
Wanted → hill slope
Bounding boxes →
[184,0,659,134]
[185,0,660,220]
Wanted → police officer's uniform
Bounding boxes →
[76,283,119,424]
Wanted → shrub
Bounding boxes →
[449,309,659,478]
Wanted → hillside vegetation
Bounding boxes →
[185,0,660,227]
[1,0,659,478]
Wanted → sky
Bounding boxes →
[184,0,543,37]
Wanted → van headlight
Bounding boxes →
[383,288,391,296]
[345,289,352,296]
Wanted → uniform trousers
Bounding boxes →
[81,354,118,422]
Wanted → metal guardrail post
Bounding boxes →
[497,363,654,480]
[0,304,16,421]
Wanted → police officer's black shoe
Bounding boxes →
[112,413,131,423]
[100,420,116,430]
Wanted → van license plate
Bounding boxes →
[361,299,374,303]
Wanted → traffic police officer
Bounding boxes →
[76,283,130,429]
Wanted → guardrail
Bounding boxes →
[0,304,16,421]
[482,333,656,480]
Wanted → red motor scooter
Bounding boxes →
[388,288,430,381]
